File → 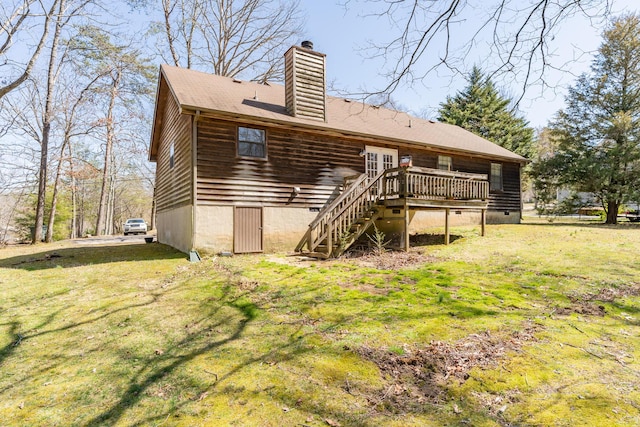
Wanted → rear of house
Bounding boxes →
[149,43,526,255]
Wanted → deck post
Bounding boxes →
[404,200,410,251]
[445,208,450,245]
[481,208,486,237]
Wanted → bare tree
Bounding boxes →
[33,0,66,243]
[45,72,103,242]
[68,26,154,236]
[0,0,59,100]
[344,0,613,104]
[153,0,305,81]
[33,0,94,243]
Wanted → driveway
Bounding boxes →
[72,234,155,245]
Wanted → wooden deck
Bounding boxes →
[379,166,488,206]
[296,166,489,258]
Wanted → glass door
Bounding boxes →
[365,146,398,194]
[366,146,398,179]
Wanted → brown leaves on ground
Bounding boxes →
[584,283,640,302]
[342,250,436,270]
[557,282,640,317]
[324,418,341,426]
[356,322,541,413]
[555,302,606,317]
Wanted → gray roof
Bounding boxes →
[151,64,527,163]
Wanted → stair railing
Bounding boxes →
[295,170,387,256]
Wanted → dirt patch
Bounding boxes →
[341,250,436,270]
[555,302,606,317]
[356,322,541,413]
[556,283,640,317]
[335,277,399,296]
[584,284,640,302]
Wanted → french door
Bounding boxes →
[365,146,398,180]
[365,146,398,196]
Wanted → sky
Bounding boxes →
[295,0,639,128]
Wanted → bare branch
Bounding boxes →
[0,0,61,100]
[346,0,612,105]
[154,0,304,81]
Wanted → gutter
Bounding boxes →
[178,105,529,165]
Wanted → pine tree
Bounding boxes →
[438,66,534,158]
[533,14,640,224]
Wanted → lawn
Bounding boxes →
[0,220,639,426]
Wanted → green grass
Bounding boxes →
[1,221,639,426]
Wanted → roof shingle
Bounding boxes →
[152,64,527,163]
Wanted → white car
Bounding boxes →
[124,218,148,235]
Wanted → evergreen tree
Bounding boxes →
[438,66,535,158]
[532,14,640,224]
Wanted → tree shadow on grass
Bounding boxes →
[0,242,185,271]
[0,286,171,372]
[0,252,571,427]
[81,278,359,427]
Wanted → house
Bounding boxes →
[149,42,527,257]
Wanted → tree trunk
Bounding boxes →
[78,179,85,237]
[68,142,77,239]
[33,127,48,244]
[150,186,156,231]
[95,71,120,236]
[606,200,619,224]
[46,136,69,242]
[33,0,65,244]
[46,156,63,243]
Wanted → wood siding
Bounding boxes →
[155,97,192,212]
[284,46,326,121]
[194,116,521,212]
[197,118,362,207]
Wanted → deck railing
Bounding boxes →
[382,166,488,201]
[296,166,488,257]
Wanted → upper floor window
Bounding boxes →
[490,163,503,191]
[238,126,266,158]
[438,155,452,171]
[169,142,175,169]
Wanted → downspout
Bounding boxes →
[191,110,200,252]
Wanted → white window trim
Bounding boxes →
[365,145,398,178]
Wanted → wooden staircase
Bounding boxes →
[295,171,386,258]
[295,166,490,259]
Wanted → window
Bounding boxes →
[365,146,398,180]
[383,153,394,170]
[490,163,503,191]
[238,126,266,158]
[366,152,378,180]
[169,142,175,169]
[438,155,452,171]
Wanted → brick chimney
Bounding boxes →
[284,41,327,122]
